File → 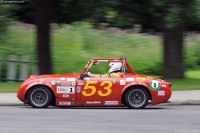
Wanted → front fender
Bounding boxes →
[25,81,53,93]
[17,79,54,102]
[121,82,150,96]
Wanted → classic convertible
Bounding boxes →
[17,57,172,109]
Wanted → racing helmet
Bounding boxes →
[108,62,122,74]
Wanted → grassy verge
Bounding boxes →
[168,78,200,91]
[0,22,200,75]
[168,70,200,91]
[0,82,21,93]
[185,70,200,79]
[149,70,200,91]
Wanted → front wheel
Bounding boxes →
[124,87,149,109]
[28,86,52,108]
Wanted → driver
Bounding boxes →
[87,62,122,78]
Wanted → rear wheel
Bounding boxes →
[124,87,149,109]
[28,86,52,108]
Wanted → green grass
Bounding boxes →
[141,70,200,91]
[168,78,200,91]
[0,22,200,92]
[185,70,200,79]
[0,22,163,75]
[0,82,21,93]
[51,22,162,75]
[1,22,200,75]
[152,70,200,91]
[167,70,200,91]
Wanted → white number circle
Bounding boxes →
[150,80,160,91]
[71,82,76,86]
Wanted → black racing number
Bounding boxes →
[154,83,157,87]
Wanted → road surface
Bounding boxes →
[0,105,199,133]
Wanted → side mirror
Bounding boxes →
[79,73,87,80]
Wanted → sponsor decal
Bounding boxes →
[77,86,81,93]
[120,80,126,85]
[136,77,146,82]
[51,80,56,85]
[60,81,73,86]
[59,101,71,105]
[67,78,75,81]
[60,77,66,80]
[40,78,44,82]
[112,79,117,84]
[158,90,165,96]
[63,94,69,98]
[84,77,90,81]
[60,81,70,86]
[86,101,101,104]
[104,101,119,105]
[162,84,167,88]
[126,78,134,82]
[57,86,75,94]
[57,81,61,86]
[77,82,84,85]
[150,80,160,91]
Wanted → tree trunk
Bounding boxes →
[163,26,184,79]
[36,0,52,74]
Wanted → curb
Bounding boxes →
[0,103,23,106]
[159,100,200,105]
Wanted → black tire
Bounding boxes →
[28,86,52,108]
[124,87,149,109]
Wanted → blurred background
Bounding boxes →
[0,0,200,92]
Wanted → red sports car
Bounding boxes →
[17,57,172,109]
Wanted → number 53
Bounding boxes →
[82,81,112,97]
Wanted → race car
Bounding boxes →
[17,57,172,109]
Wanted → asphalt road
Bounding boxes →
[0,105,199,133]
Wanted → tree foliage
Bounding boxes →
[0,5,12,37]
[10,0,200,31]
[5,0,200,78]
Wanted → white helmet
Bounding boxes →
[108,62,122,74]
